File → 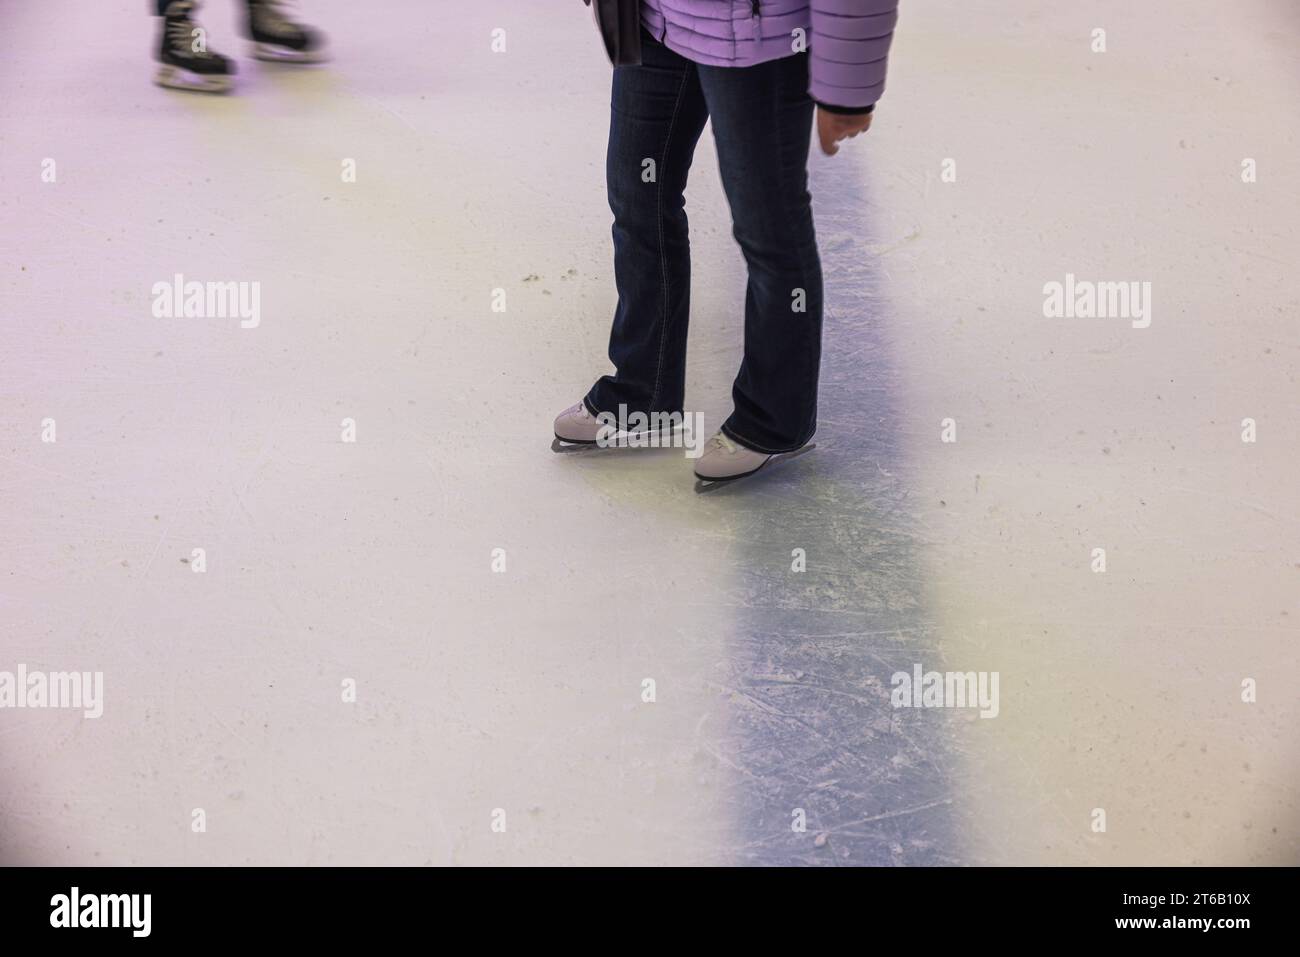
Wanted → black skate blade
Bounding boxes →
[693,443,816,494]
[551,437,598,454]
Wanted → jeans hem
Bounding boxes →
[585,390,687,422]
[721,422,813,456]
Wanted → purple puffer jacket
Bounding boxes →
[641,0,899,111]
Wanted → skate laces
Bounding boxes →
[254,0,300,35]
[167,10,215,58]
[708,433,737,455]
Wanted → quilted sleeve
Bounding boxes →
[808,0,900,111]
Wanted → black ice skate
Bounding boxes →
[155,0,235,94]
[244,0,328,64]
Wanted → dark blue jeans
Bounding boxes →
[585,33,823,454]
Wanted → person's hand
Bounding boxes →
[816,107,873,156]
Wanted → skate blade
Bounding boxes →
[551,426,683,455]
[252,42,328,64]
[551,437,597,454]
[155,65,232,94]
[694,443,816,494]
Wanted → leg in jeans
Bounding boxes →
[697,54,822,454]
[586,36,710,422]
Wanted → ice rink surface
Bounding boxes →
[1,0,1297,865]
